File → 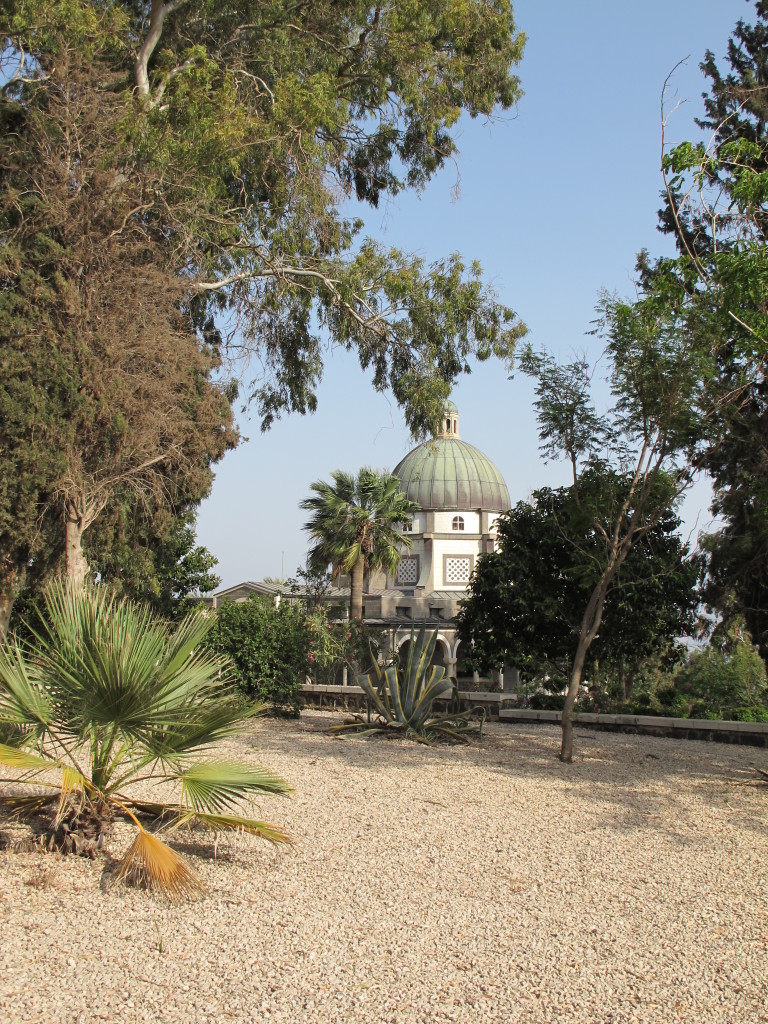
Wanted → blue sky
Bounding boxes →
[197,0,749,589]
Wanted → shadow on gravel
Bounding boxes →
[245,712,768,841]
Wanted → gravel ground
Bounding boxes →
[1,712,767,1024]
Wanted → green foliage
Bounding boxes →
[306,611,383,687]
[332,628,483,743]
[570,621,768,721]
[301,467,419,620]
[674,625,768,718]
[3,1,528,439]
[457,477,700,688]
[205,596,312,716]
[0,40,238,598]
[647,2,768,667]
[0,583,291,899]
[89,506,221,620]
[1,0,528,614]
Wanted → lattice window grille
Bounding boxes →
[397,556,419,585]
[445,556,471,583]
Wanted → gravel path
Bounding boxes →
[1,712,767,1024]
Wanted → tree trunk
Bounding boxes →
[622,667,633,702]
[349,557,365,621]
[64,501,89,588]
[560,577,612,763]
[0,593,13,641]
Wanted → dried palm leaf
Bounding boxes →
[116,827,205,901]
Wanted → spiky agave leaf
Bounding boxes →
[178,760,293,815]
[409,668,453,729]
[116,827,205,901]
[357,671,394,723]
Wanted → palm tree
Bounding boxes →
[301,468,418,620]
[0,583,291,900]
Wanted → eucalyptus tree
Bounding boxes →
[1,0,527,613]
[2,0,528,438]
[301,468,418,620]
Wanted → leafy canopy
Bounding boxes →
[3,0,528,437]
[457,477,700,686]
[648,1,768,662]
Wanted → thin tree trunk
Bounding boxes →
[560,577,612,762]
[350,557,365,621]
[0,593,13,641]
[64,501,89,588]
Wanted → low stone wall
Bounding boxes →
[499,707,768,747]
[299,683,511,716]
[299,684,768,745]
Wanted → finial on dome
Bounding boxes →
[439,399,460,439]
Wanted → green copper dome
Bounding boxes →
[393,405,510,512]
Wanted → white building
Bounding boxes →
[212,401,511,681]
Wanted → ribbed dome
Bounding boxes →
[393,437,511,512]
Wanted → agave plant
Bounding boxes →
[332,627,483,743]
[0,583,292,899]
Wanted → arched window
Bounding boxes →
[452,515,464,531]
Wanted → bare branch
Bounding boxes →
[135,0,193,98]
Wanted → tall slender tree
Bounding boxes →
[518,283,713,761]
[301,469,418,620]
[651,0,768,662]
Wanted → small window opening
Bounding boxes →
[452,515,465,531]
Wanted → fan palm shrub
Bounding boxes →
[332,628,484,743]
[0,583,291,899]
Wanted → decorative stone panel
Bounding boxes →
[443,554,473,585]
[396,555,419,586]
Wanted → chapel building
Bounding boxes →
[212,401,511,680]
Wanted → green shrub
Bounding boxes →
[674,632,768,718]
[307,612,385,686]
[729,706,768,723]
[529,692,566,711]
[205,596,312,716]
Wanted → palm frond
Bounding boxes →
[0,792,58,815]
[138,694,266,760]
[177,810,292,844]
[116,827,205,901]
[55,765,89,824]
[178,760,293,815]
[0,640,53,731]
[0,743,53,772]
